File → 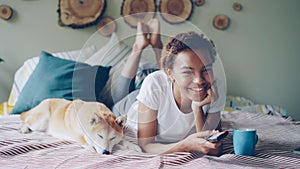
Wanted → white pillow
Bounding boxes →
[85,33,131,67]
[53,46,96,62]
[86,33,132,108]
[8,46,97,106]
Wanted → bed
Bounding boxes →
[1,111,299,168]
[1,33,300,169]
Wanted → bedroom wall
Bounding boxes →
[0,0,300,120]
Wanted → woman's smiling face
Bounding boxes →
[170,49,214,102]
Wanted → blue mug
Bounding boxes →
[233,129,258,156]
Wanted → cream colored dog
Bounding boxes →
[20,98,141,154]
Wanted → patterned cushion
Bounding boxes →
[224,95,289,118]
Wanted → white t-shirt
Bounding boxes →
[126,70,224,143]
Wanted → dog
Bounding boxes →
[20,98,141,154]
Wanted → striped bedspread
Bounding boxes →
[0,111,299,169]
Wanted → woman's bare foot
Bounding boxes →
[135,22,150,50]
[148,19,163,49]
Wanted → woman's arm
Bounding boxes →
[193,106,222,131]
[192,104,206,132]
[190,86,223,155]
[192,81,222,132]
[137,102,184,154]
[204,111,222,131]
[137,102,221,155]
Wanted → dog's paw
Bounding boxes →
[120,140,142,152]
[113,144,124,151]
[130,143,142,152]
[20,124,31,134]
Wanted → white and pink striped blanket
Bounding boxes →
[1,111,299,169]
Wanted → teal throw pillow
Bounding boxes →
[10,51,111,114]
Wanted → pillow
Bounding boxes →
[86,33,132,108]
[53,46,97,62]
[224,95,289,118]
[10,51,111,114]
[85,32,131,67]
[7,45,97,106]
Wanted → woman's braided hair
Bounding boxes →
[160,31,216,72]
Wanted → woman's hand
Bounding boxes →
[192,80,218,111]
[180,130,222,155]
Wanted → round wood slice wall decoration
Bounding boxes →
[194,0,205,6]
[213,14,230,30]
[0,5,13,20]
[121,0,156,28]
[233,2,242,11]
[159,0,193,24]
[97,16,117,36]
[58,0,106,28]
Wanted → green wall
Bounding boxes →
[0,0,299,120]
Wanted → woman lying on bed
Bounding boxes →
[112,19,224,156]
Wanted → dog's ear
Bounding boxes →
[116,115,127,127]
[90,113,103,125]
